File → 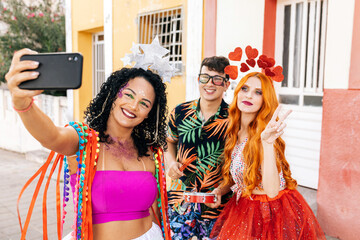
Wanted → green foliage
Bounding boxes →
[0,0,66,96]
[178,116,203,144]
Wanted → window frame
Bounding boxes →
[92,32,105,97]
[137,7,183,74]
[274,0,328,107]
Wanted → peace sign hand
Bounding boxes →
[261,105,292,144]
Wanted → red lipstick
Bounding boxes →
[242,101,253,106]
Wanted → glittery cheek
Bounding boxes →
[117,83,129,98]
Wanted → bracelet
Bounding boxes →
[13,98,34,113]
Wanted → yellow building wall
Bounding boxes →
[113,0,186,112]
[71,0,104,121]
[72,0,187,120]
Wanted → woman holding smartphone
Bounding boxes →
[6,45,171,240]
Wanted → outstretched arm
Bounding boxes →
[5,49,79,155]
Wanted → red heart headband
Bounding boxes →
[224,46,284,82]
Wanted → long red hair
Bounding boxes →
[222,72,297,197]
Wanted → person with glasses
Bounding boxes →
[165,56,232,240]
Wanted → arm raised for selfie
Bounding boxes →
[5,48,79,156]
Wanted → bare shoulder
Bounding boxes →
[143,147,157,175]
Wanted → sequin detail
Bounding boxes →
[211,139,326,239]
[210,189,326,239]
[230,138,286,201]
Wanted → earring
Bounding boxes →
[147,103,159,145]
[89,90,111,124]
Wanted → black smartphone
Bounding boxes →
[19,52,83,90]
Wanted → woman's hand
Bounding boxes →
[204,188,222,208]
[5,48,79,156]
[166,160,184,179]
[5,48,43,110]
[261,105,292,144]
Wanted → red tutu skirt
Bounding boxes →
[210,189,326,240]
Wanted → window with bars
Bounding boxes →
[276,0,327,107]
[138,7,183,73]
[92,33,105,97]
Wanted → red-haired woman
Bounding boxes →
[210,72,325,239]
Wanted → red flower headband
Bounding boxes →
[224,46,284,82]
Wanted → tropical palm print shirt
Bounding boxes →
[167,99,231,221]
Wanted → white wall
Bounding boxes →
[324,0,355,89]
[281,105,322,189]
[216,0,265,103]
[216,0,265,57]
[185,0,203,101]
[0,89,68,153]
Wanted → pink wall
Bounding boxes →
[318,90,360,239]
[262,0,277,57]
[203,0,217,58]
[318,2,360,239]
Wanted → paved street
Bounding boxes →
[0,149,74,240]
[0,148,339,240]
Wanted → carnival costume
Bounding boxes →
[210,46,326,239]
[167,99,231,240]
[17,122,171,240]
[16,36,176,240]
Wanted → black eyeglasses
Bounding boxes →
[198,74,228,86]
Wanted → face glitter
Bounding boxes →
[117,83,129,98]
[136,89,147,98]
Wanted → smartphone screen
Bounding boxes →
[19,53,83,90]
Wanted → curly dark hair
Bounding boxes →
[84,68,168,157]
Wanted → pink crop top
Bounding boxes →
[230,138,286,200]
[70,171,158,224]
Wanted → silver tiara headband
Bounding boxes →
[121,36,177,83]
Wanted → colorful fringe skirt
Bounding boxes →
[210,189,326,240]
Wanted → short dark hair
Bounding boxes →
[84,68,168,157]
[199,56,230,79]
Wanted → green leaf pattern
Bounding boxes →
[178,116,203,144]
[167,99,231,219]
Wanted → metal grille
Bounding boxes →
[93,33,105,97]
[138,7,183,73]
[277,0,327,107]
